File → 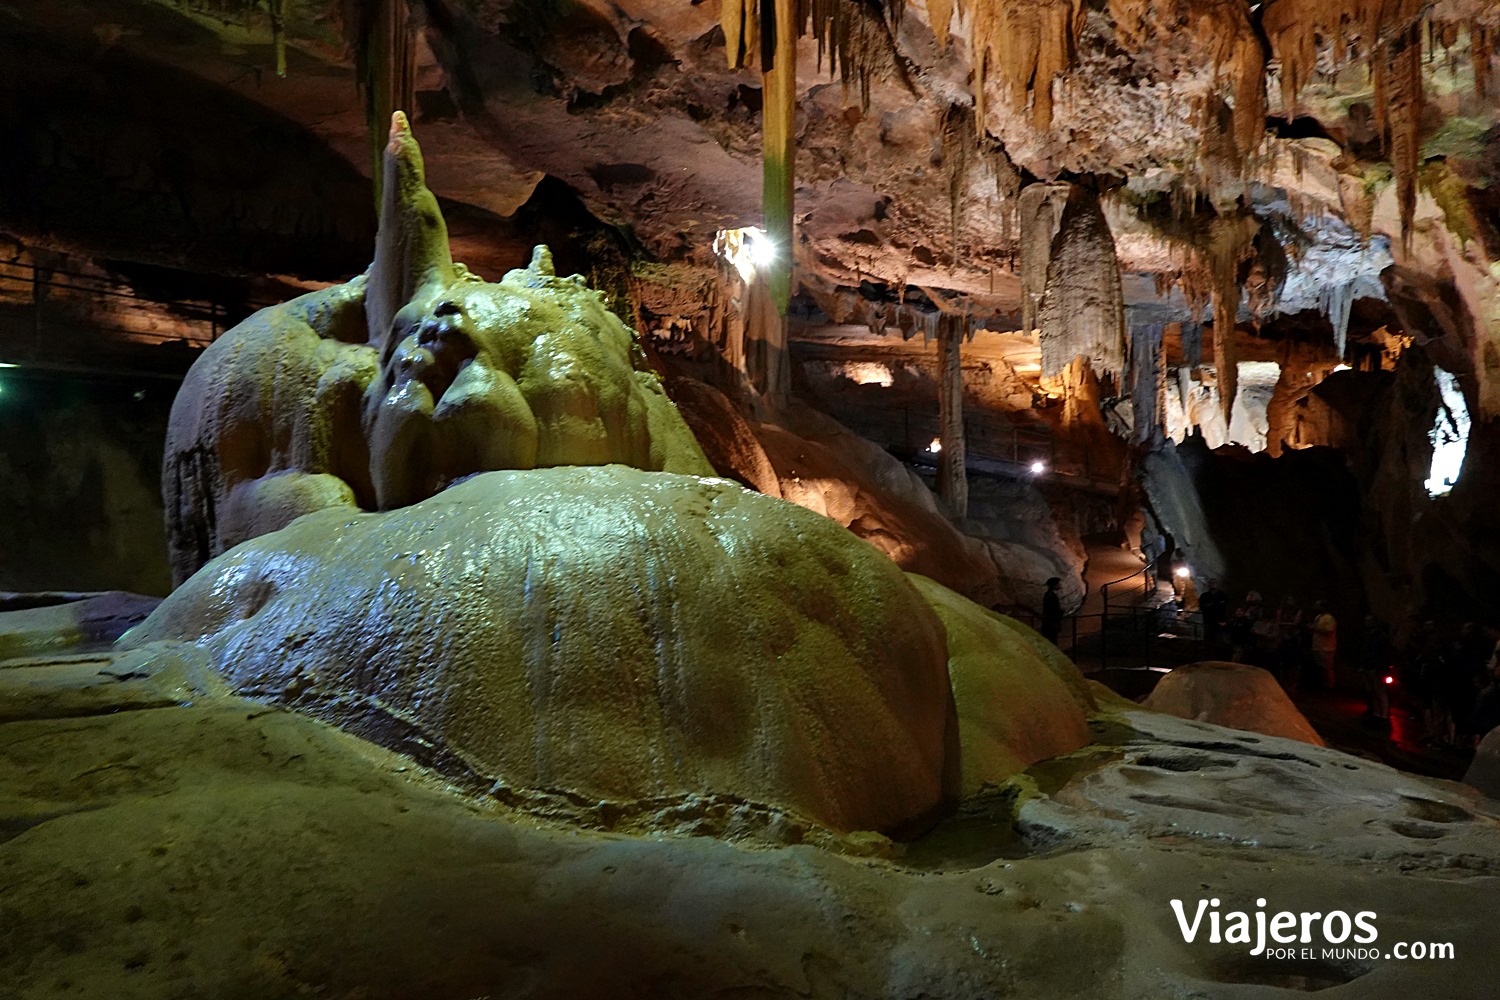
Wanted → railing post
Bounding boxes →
[1100,583,1108,672]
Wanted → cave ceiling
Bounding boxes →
[3,0,1498,348]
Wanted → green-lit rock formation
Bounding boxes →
[128,466,961,836]
[164,113,710,584]
[907,574,1095,795]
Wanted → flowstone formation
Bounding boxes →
[128,467,965,836]
[137,117,1106,839]
[164,112,711,585]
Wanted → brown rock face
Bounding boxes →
[1143,661,1326,746]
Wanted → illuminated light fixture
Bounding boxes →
[1383,674,1395,686]
[1029,460,1046,475]
[928,437,942,453]
[1333,363,1352,372]
[0,362,16,368]
[713,226,777,283]
[846,362,894,387]
[1175,566,1191,579]
[1424,366,1470,497]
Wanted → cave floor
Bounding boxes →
[4,640,1499,998]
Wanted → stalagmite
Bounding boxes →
[1038,186,1126,382]
[936,314,968,518]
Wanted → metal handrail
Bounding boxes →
[0,257,279,351]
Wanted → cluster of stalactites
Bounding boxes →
[928,0,1266,168]
[1263,2,1497,247]
[1038,186,1127,382]
[721,0,885,102]
[1147,206,1292,416]
[1108,0,1266,164]
[854,299,971,345]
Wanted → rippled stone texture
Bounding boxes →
[129,466,961,835]
[163,114,710,584]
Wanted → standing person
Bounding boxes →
[1311,601,1338,689]
[1358,615,1392,721]
[1242,590,1266,668]
[1040,577,1064,645]
[1273,596,1304,694]
[1199,580,1229,652]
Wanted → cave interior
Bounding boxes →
[2,0,1500,996]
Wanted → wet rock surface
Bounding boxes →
[128,467,963,837]
[2,644,1497,999]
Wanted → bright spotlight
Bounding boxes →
[1333,363,1352,372]
[713,226,777,283]
[1175,566,1191,579]
[0,362,16,369]
[1383,674,1395,686]
[750,234,777,268]
[1029,460,1046,475]
[928,437,942,453]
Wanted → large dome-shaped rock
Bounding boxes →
[124,466,959,836]
[1143,661,1325,746]
[907,574,1095,795]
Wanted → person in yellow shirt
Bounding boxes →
[1311,601,1338,688]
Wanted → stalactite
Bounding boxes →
[1204,211,1257,420]
[963,0,1082,134]
[721,0,759,68]
[928,0,954,52]
[940,105,971,273]
[1019,183,1068,337]
[348,0,415,209]
[726,0,882,103]
[1109,0,1265,165]
[1262,0,1448,247]
[1321,280,1357,359]
[1337,171,1377,242]
[1386,25,1422,253]
[1038,186,1126,382]
[268,0,286,77]
[1130,321,1165,446]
